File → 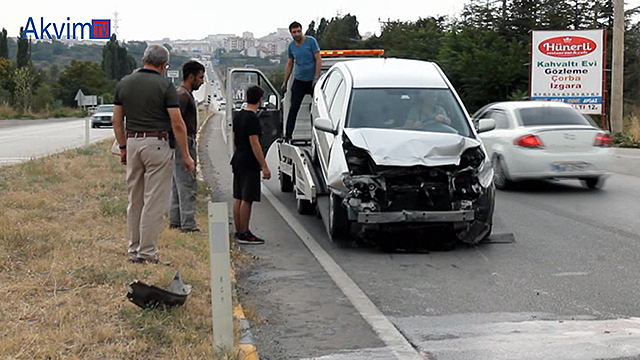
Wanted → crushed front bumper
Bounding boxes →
[358,210,474,224]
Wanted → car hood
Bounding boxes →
[343,128,482,167]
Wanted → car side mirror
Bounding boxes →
[314,118,337,135]
[477,118,496,133]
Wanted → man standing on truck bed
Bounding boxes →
[281,21,322,142]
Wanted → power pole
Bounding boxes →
[113,12,120,37]
[610,0,624,133]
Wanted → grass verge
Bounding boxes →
[0,140,251,359]
[0,105,87,120]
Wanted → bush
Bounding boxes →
[0,104,17,119]
[613,132,640,148]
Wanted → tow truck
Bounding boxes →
[224,50,385,235]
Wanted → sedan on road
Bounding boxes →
[90,104,114,128]
[473,101,612,189]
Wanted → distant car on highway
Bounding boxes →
[90,104,114,128]
[473,101,612,189]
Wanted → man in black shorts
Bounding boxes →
[231,85,271,244]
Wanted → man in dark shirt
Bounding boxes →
[112,44,195,264]
[231,85,271,244]
[169,61,205,233]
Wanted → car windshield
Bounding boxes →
[96,105,114,112]
[518,106,591,126]
[346,88,472,137]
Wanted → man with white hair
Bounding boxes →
[112,44,195,265]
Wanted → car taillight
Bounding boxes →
[594,133,612,147]
[514,135,544,148]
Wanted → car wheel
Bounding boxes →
[279,168,293,192]
[297,198,315,215]
[581,177,604,189]
[92,124,97,128]
[492,156,511,190]
[329,192,350,241]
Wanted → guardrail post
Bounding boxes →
[208,201,234,352]
[85,117,90,145]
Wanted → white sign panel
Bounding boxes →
[531,29,604,115]
[167,70,179,78]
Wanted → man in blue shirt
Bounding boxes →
[281,21,322,141]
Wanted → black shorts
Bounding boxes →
[233,170,261,202]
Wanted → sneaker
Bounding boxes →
[169,224,181,230]
[180,227,201,233]
[236,231,265,245]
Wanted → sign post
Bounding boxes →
[167,70,180,85]
[530,30,605,118]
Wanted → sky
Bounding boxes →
[2,1,640,42]
[1,0,468,41]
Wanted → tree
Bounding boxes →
[32,83,54,112]
[13,66,36,113]
[0,58,15,104]
[102,34,136,80]
[365,17,447,60]
[17,27,30,68]
[0,28,8,59]
[306,21,316,37]
[438,25,527,112]
[318,14,362,49]
[56,60,111,106]
[315,18,329,43]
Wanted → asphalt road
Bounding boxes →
[199,113,640,360]
[0,117,115,166]
[4,108,640,359]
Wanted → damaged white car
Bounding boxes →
[311,58,497,245]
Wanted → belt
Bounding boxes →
[127,131,168,140]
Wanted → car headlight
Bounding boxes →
[91,116,99,120]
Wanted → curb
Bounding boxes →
[234,305,260,360]
[199,108,260,360]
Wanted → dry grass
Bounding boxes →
[624,112,640,141]
[0,141,251,359]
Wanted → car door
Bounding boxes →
[312,69,344,176]
[225,68,282,157]
[478,107,510,159]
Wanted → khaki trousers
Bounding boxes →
[126,137,174,260]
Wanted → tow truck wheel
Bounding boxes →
[329,193,350,241]
[279,168,293,192]
[297,198,315,215]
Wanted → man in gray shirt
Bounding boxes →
[112,44,195,265]
[169,60,205,233]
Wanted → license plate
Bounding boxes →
[550,162,591,172]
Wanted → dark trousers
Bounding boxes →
[285,79,314,139]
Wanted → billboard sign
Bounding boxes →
[530,29,604,115]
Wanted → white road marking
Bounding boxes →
[393,313,640,360]
[552,271,590,276]
[262,185,424,360]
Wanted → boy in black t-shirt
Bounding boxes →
[231,85,271,244]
